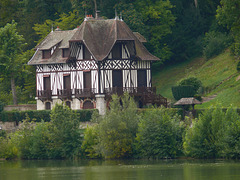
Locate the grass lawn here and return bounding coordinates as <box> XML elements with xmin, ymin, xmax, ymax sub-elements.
<box><xmin>152</xmin><ymin>50</ymin><xmax>240</xmax><ymax>108</ymax></box>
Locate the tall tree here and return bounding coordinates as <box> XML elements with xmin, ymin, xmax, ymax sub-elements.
<box><xmin>217</xmin><ymin>0</ymin><xmax>240</xmax><ymax>57</ymax></box>
<box><xmin>0</xmin><ymin>21</ymin><xmax>26</xmax><ymax>105</ymax></box>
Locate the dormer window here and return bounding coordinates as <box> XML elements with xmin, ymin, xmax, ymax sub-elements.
<box><xmin>42</xmin><ymin>50</ymin><xmax>51</xmax><ymax>59</ymax></box>
<box><xmin>112</xmin><ymin>43</ymin><xmax>122</xmax><ymax>59</ymax></box>
<box><xmin>62</xmin><ymin>48</ymin><xmax>69</xmax><ymax>58</ymax></box>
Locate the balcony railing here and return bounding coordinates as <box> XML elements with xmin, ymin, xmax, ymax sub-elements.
<box><xmin>75</xmin><ymin>88</ymin><xmax>96</xmax><ymax>99</ymax></box>
<box><xmin>37</xmin><ymin>90</ymin><xmax>52</xmax><ymax>101</ymax></box>
<box><xmin>37</xmin><ymin>87</ymin><xmax>167</xmax><ymax>107</ymax></box>
<box><xmin>58</xmin><ymin>89</ymin><xmax>72</xmax><ymax>100</ymax></box>
<box><xmin>104</xmin><ymin>87</ymin><xmax>156</xmax><ymax>97</ymax></box>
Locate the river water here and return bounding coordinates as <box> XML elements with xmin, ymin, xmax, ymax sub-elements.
<box><xmin>1</xmin><ymin>159</ymin><xmax>240</xmax><ymax>180</ymax></box>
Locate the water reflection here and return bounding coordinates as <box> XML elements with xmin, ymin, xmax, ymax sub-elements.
<box><xmin>1</xmin><ymin>159</ymin><xmax>240</xmax><ymax>180</ymax></box>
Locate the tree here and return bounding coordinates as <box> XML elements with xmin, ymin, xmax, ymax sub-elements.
<box><xmin>97</xmin><ymin>93</ymin><xmax>139</xmax><ymax>158</ymax></box>
<box><xmin>0</xmin><ymin>21</ymin><xmax>26</xmax><ymax>105</ymax></box>
<box><xmin>216</xmin><ymin>0</ymin><xmax>240</xmax><ymax>57</ymax></box>
<box><xmin>137</xmin><ymin>0</ymin><xmax>175</xmax><ymax>62</ymax></box>
<box><xmin>33</xmin><ymin>10</ymin><xmax>84</xmax><ymax>44</ymax></box>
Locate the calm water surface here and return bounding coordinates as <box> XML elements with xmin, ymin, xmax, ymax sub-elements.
<box><xmin>1</xmin><ymin>159</ymin><xmax>240</xmax><ymax>180</ymax></box>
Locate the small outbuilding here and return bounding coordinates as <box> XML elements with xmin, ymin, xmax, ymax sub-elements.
<box><xmin>174</xmin><ymin>97</ymin><xmax>202</xmax><ymax>119</ymax></box>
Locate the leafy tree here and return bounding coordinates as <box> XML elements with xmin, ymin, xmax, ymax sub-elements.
<box><xmin>183</xmin><ymin>104</ymin><xmax>234</xmax><ymax>158</ymax></box>
<box><xmin>137</xmin><ymin>0</ymin><xmax>175</xmax><ymax>62</ymax></box>
<box><xmin>49</xmin><ymin>103</ymin><xmax>82</xmax><ymax>159</ymax></box>
<box><xmin>97</xmin><ymin>93</ymin><xmax>139</xmax><ymax>159</ymax></box>
<box><xmin>33</xmin><ymin>10</ymin><xmax>84</xmax><ymax>44</ymax></box>
<box><xmin>136</xmin><ymin>107</ymin><xmax>183</xmax><ymax>159</ymax></box>
<box><xmin>217</xmin><ymin>0</ymin><xmax>240</xmax><ymax>57</ymax></box>
<box><xmin>0</xmin><ymin>21</ymin><xmax>26</xmax><ymax>105</ymax></box>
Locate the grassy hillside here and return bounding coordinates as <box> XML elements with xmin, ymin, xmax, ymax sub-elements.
<box><xmin>152</xmin><ymin>50</ymin><xmax>240</xmax><ymax>108</ymax></box>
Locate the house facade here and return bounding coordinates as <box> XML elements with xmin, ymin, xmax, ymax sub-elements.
<box><xmin>28</xmin><ymin>14</ymin><xmax>167</xmax><ymax>114</ymax></box>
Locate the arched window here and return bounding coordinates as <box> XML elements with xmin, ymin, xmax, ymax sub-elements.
<box><xmin>45</xmin><ymin>102</ymin><xmax>51</xmax><ymax>110</ymax></box>
<box><xmin>66</xmin><ymin>101</ymin><xmax>71</xmax><ymax>108</ymax></box>
<box><xmin>83</xmin><ymin>101</ymin><xmax>94</xmax><ymax>109</ymax></box>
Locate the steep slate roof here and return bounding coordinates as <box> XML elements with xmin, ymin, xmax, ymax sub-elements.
<box><xmin>70</xmin><ymin>18</ymin><xmax>159</xmax><ymax>61</ymax></box>
<box><xmin>28</xmin><ymin>18</ymin><xmax>159</xmax><ymax>65</ymax></box>
<box><xmin>28</xmin><ymin>29</ymin><xmax>78</xmax><ymax>65</ymax></box>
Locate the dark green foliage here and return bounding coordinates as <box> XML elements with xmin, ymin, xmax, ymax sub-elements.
<box><xmin>135</xmin><ymin>107</ymin><xmax>183</xmax><ymax>159</ymax></box>
<box><xmin>178</xmin><ymin>77</ymin><xmax>203</xmax><ymax>93</ymax></box>
<box><xmin>172</xmin><ymin>85</ymin><xmax>195</xmax><ymax>100</ymax></box>
<box><xmin>184</xmin><ymin>104</ymin><xmax>240</xmax><ymax>159</ymax></box>
<box><xmin>0</xmin><ymin>109</ymin><xmax>96</xmax><ymax>123</ymax></box>
<box><xmin>81</xmin><ymin>125</ymin><xmax>101</xmax><ymax>159</ymax></box>
<box><xmin>0</xmin><ymin>101</ymin><xmax>4</xmax><ymax>113</ymax></box>
<box><xmin>0</xmin><ymin>110</ymin><xmax>51</xmax><ymax>123</ymax></box>
<box><xmin>97</xmin><ymin>93</ymin><xmax>139</xmax><ymax>159</ymax></box>
<box><xmin>203</xmin><ymin>31</ymin><xmax>233</xmax><ymax>59</ymax></box>
<box><xmin>237</xmin><ymin>61</ymin><xmax>240</xmax><ymax>71</ymax></box>
<box><xmin>48</xmin><ymin>104</ymin><xmax>83</xmax><ymax>159</ymax></box>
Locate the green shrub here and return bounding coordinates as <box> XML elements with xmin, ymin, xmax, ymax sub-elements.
<box><xmin>178</xmin><ymin>77</ymin><xmax>202</xmax><ymax>93</ymax></box>
<box><xmin>221</xmin><ymin>106</ymin><xmax>240</xmax><ymax>158</ymax></box>
<box><xmin>97</xmin><ymin>93</ymin><xmax>139</xmax><ymax>159</ymax></box>
<box><xmin>81</xmin><ymin>125</ymin><xmax>101</xmax><ymax>158</ymax></box>
<box><xmin>135</xmin><ymin>107</ymin><xmax>184</xmax><ymax>159</ymax></box>
<box><xmin>48</xmin><ymin>104</ymin><xmax>83</xmax><ymax>159</ymax></box>
<box><xmin>183</xmin><ymin>104</ymin><xmax>236</xmax><ymax>158</ymax></box>
<box><xmin>172</xmin><ymin>85</ymin><xmax>195</xmax><ymax>100</ymax></box>
<box><xmin>203</xmin><ymin>31</ymin><xmax>233</xmax><ymax>60</ymax></box>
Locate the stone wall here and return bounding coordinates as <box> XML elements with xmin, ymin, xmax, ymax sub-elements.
<box><xmin>4</xmin><ymin>104</ymin><xmax>37</xmax><ymax>111</ymax></box>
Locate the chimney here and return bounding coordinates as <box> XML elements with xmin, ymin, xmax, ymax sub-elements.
<box><xmin>95</xmin><ymin>10</ymin><xmax>100</xmax><ymax>19</ymax></box>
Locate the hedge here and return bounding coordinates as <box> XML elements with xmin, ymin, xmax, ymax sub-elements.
<box><xmin>0</xmin><ymin>109</ymin><xmax>98</xmax><ymax>123</ymax></box>
<box><xmin>172</xmin><ymin>85</ymin><xmax>195</xmax><ymax>100</ymax></box>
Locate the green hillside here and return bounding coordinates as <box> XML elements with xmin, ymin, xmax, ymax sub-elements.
<box><xmin>153</xmin><ymin>50</ymin><xmax>240</xmax><ymax>108</ymax></box>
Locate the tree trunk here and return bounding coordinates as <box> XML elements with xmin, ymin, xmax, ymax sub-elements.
<box><xmin>11</xmin><ymin>75</ymin><xmax>18</xmax><ymax>105</ymax></box>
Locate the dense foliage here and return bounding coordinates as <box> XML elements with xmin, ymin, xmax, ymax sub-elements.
<box><xmin>172</xmin><ymin>77</ymin><xmax>202</xmax><ymax>100</ymax></box>
<box><xmin>135</xmin><ymin>107</ymin><xmax>183</xmax><ymax>159</ymax></box>
<box><xmin>184</xmin><ymin>104</ymin><xmax>240</xmax><ymax>159</ymax></box>
<box><xmin>96</xmin><ymin>93</ymin><xmax>139</xmax><ymax>159</ymax></box>
<box><xmin>0</xmin><ymin>109</ymin><xmax>97</xmax><ymax>123</ymax></box>
<box><xmin>0</xmin><ymin>104</ymin><xmax>83</xmax><ymax>159</ymax></box>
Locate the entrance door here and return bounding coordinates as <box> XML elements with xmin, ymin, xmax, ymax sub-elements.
<box><xmin>137</xmin><ymin>70</ymin><xmax>147</xmax><ymax>87</ymax></box>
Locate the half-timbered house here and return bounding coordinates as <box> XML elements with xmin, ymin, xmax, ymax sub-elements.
<box><xmin>28</xmin><ymin>14</ymin><xmax>167</xmax><ymax>114</ymax></box>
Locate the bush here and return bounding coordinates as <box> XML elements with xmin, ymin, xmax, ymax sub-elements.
<box><xmin>183</xmin><ymin>104</ymin><xmax>240</xmax><ymax>158</ymax></box>
<box><xmin>203</xmin><ymin>31</ymin><xmax>233</xmax><ymax>60</ymax></box>
<box><xmin>135</xmin><ymin>107</ymin><xmax>184</xmax><ymax>159</ymax></box>
<box><xmin>97</xmin><ymin>93</ymin><xmax>139</xmax><ymax>159</ymax></box>
<box><xmin>81</xmin><ymin>125</ymin><xmax>101</xmax><ymax>159</ymax></box>
<box><xmin>178</xmin><ymin>77</ymin><xmax>202</xmax><ymax>93</ymax></box>
<box><xmin>172</xmin><ymin>85</ymin><xmax>195</xmax><ymax>100</ymax></box>
<box><xmin>48</xmin><ymin>104</ymin><xmax>83</xmax><ymax>159</ymax></box>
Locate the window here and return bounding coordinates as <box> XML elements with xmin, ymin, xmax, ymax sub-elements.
<box><xmin>112</xmin><ymin>43</ymin><xmax>122</xmax><ymax>59</ymax></box>
<box><xmin>45</xmin><ymin>102</ymin><xmax>51</xmax><ymax>110</ymax></box>
<box><xmin>62</xmin><ymin>48</ymin><xmax>69</xmax><ymax>58</ymax></box>
<box><xmin>42</xmin><ymin>50</ymin><xmax>51</xmax><ymax>59</ymax></box>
